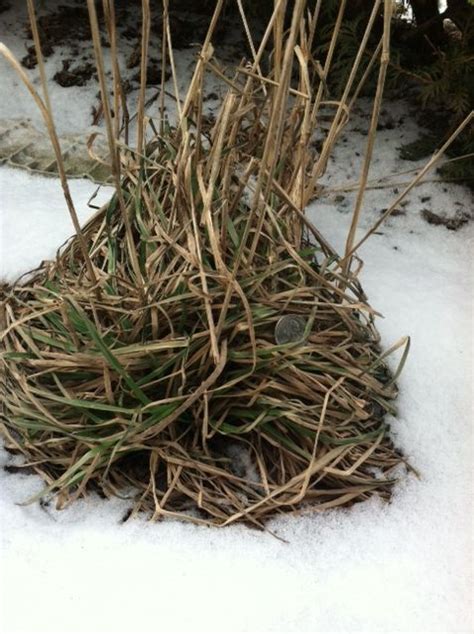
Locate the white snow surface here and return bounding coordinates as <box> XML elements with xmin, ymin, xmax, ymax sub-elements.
<box><xmin>0</xmin><ymin>5</ymin><xmax>473</xmax><ymax>630</ymax></box>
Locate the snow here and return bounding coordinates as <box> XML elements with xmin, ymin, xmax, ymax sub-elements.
<box><xmin>0</xmin><ymin>4</ymin><xmax>473</xmax><ymax>633</ymax></box>
<box><xmin>0</xmin><ymin>169</ymin><xmax>112</xmax><ymax>282</ymax></box>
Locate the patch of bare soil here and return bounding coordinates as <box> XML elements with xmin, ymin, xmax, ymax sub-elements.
<box><xmin>420</xmin><ymin>208</ymin><xmax>471</xmax><ymax>231</ymax></box>
<box><xmin>0</xmin><ymin>0</ymin><xmax>11</xmax><ymax>15</ymax></box>
<box><xmin>53</xmin><ymin>60</ymin><xmax>96</xmax><ymax>87</ymax></box>
<box><xmin>22</xmin><ymin>4</ymin><xmax>92</xmax><ymax>67</ymax></box>
<box><xmin>18</xmin><ymin>1</ymin><xmax>217</xmax><ymax>91</ymax></box>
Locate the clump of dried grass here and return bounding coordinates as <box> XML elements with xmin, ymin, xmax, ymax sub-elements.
<box><xmin>0</xmin><ymin>0</ymin><xmax>414</xmax><ymax>527</ymax></box>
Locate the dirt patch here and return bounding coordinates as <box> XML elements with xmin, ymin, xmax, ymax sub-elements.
<box><xmin>20</xmin><ymin>4</ymin><xmax>93</xmax><ymax>70</ymax></box>
<box><xmin>18</xmin><ymin>1</ymin><xmax>204</xmax><ymax>90</ymax></box>
<box><xmin>26</xmin><ymin>5</ymin><xmax>92</xmax><ymax>53</ymax></box>
<box><xmin>4</xmin><ymin>464</ymin><xmax>37</xmax><ymax>476</ymax></box>
<box><xmin>20</xmin><ymin>2</ymin><xmax>217</xmax><ymax>63</ymax></box>
<box><xmin>53</xmin><ymin>60</ymin><xmax>96</xmax><ymax>87</ymax></box>
<box><xmin>21</xmin><ymin>43</ymin><xmax>53</xmax><ymax>69</ymax></box>
<box><xmin>132</xmin><ymin>64</ymin><xmax>171</xmax><ymax>86</ymax></box>
<box><xmin>0</xmin><ymin>0</ymin><xmax>11</xmax><ymax>15</ymax></box>
<box><xmin>420</xmin><ymin>208</ymin><xmax>471</xmax><ymax>231</ymax></box>
<box><xmin>380</xmin><ymin>207</ymin><xmax>406</xmax><ymax>217</ymax></box>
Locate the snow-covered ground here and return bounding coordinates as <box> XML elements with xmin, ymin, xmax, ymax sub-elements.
<box><xmin>1</xmin><ymin>3</ymin><xmax>473</xmax><ymax>633</ymax></box>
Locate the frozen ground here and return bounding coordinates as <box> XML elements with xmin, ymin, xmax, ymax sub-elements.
<box><xmin>0</xmin><ymin>3</ymin><xmax>473</xmax><ymax>633</ymax></box>
<box><xmin>1</xmin><ymin>103</ymin><xmax>473</xmax><ymax>632</ymax></box>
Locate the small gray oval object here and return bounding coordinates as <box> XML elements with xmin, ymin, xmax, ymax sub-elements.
<box><xmin>275</xmin><ymin>314</ymin><xmax>307</xmax><ymax>345</ymax></box>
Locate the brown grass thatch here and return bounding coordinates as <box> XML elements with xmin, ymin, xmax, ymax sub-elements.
<box><xmin>0</xmin><ymin>0</ymin><xmax>419</xmax><ymax>527</ymax></box>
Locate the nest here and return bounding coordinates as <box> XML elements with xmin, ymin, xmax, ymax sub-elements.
<box><xmin>0</xmin><ymin>0</ymin><xmax>409</xmax><ymax>527</ymax></box>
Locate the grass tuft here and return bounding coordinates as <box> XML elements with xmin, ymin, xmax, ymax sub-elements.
<box><xmin>0</xmin><ymin>0</ymin><xmax>414</xmax><ymax>526</ymax></box>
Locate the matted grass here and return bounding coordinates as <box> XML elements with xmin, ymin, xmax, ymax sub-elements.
<box><xmin>0</xmin><ymin>0</ymin><xmax>417</xmax><ymax>527</ymax></box>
